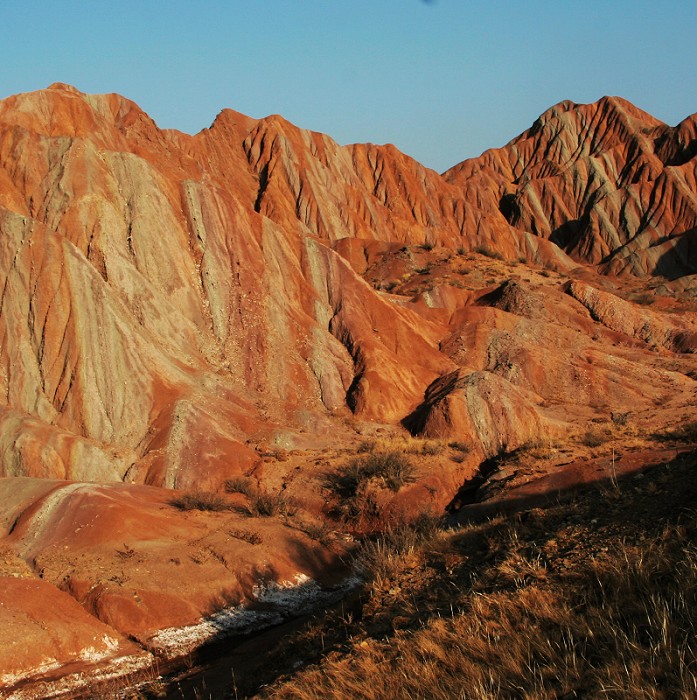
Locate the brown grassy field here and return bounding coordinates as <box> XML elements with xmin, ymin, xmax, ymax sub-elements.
<box><xmin>225</xmin><ymin>449</ymin><xmax>697</xmax><ymax>700</ymax></box>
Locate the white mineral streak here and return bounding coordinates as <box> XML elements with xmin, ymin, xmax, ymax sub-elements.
<box><xmin>1</xmin><ymin>573</ymin><xmax>359</xmax><ymax>699</ymax></box>
<box><xmin>2</xmin><ymin>653</ymin><xmax>152</xmax><ymax>700</ymax></box>
<box><xmin>148</xmin><ymin>573</ymin><xmax>360</xmax><ymax>658</ymax></box>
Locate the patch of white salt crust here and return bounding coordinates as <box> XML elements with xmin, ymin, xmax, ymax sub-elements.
<box><xmin>1</xmin><ymin>573</ymin><xmax>359</xmax><ymax>698</ymax></box>
<box><xmin>3</xmin><ymin>653</ymin><xmax>153</xmax><ymax>700</ymax></box>
<box><xmin>148</xmin><ymin>573</ymin><xmax>359</xmax><ymax>658</ymax></box>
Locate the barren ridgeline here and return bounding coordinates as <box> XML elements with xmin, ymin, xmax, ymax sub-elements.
<box><xmin>0</xmin><ymin>84</ymin><xmax>695</xmax><ymax>697</ymax></box>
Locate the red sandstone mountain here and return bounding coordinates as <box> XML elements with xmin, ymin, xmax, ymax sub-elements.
<box><xmin>0</xmin><ymin>84</ymin><xmax>695</xmax><ymax>694</ymax></box>
<box><xmin>445</xmin><ymin>96</ymin><xmax>697</xmax><ymax>277</ymax></box>
<box><xmin>0</xmin><ymin>84</ymin><xmax>694</xmax><ymax>484</ymax></box>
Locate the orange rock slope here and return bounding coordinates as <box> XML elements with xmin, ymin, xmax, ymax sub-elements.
<box><xmin>445</xmin><ymin>96</ymin><xmax>697</xmax><ymax>277</ymax></box>
<box><xmin>0</xmin><ymin>84</ymin><xmax>694</xmax><ymax>486</ymax></box>
<box><xmin>0</xmin><ymin>83</ymin><xmax>696</xmax><ymax>693</ymax></box>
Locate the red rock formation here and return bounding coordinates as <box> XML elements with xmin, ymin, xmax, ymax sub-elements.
<box><xmin>445</xmin><ymin>97</ymin><xmax>697</xmax><ymax>278</ymax></box>
<box><xmin>0</xmin><ymin>577</ymin><xmax>150</xmax><ymax>694</ymax></box>
<box><xmin>0</xmin><ymin>85</ymin><xmax>696</xmax><ymax>691</ymax></box>
<box><xmin>0</xmin><ymin>84</ymin><xmax>459</xmax><ymax>483</ymax></box>
<box><xmin>0</xmin><ymin>84</ymin><xmax>695</xmax><ymax>484</ymax></box>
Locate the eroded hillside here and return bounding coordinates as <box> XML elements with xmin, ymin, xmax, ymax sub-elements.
<box><xmin>0</xmin><ymin>84</ymin><xmax>695</xmax><ymax>696</ymax></box>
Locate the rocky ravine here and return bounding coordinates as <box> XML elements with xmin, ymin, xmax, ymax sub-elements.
<box><xmin>0</xmin><ymin>84</ymin><xmax>695</xmax><ymax>695</ymax></box>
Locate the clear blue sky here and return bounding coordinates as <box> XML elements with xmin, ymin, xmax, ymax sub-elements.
<box><xmin>2</xmin><ymin>1</ymin><xmax>696</xmax><ymax>172</ymax></box>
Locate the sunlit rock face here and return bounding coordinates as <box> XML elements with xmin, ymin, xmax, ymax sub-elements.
<box><xmin>0</xmin><ymin>84</ymin><xmax>695</xmax><ymax>488</ymax></box>
<box><xmin>445</xmin><ymin>96</ymin><xmax>697</xmax><ymax>278</ymax></box>
<box><xmin>1</xmin><ymin>84</ymin><xmax>696</xmax><ymax>694</ymax></box>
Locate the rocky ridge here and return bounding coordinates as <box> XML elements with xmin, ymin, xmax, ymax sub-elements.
<box><xmin>0</xmin><ymin>84</ymin><xmax>695</xmax><ymax>695</ymax></box>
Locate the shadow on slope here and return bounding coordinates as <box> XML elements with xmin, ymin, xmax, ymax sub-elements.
<box><xmin>145</xmin><ymin>448</ymin><xmax>697</xmax><ymax>699</ymax></box>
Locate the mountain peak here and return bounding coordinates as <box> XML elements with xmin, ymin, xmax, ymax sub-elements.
<box><xmin>46</xmin><ymin>82</ymin><xmax>84</xmax><ymax>95</ymax></box>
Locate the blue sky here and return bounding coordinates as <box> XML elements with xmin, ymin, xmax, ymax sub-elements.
<box><xmin>2</xmin><ymin>1</ymin><xmax>696</xmax><ymax>172</ymax></box>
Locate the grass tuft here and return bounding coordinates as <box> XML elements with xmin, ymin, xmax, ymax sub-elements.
<box><xmin>224</xmin><ymin>477</ymin><xmax>256</xmax><ymax>497</ymax></box>
<box><xmin>248</xmin><ymin>490</ymin><xmax>295</xmax><ymax>518</ymax></box>
<box><xmin>169</xmin><ymin>492</ymin><xmax>231</xmax><ymax>512</ymax></box>
<box><xmin>228</xmin><ymin>528</ymin><xmax>262</xmax><ymax>545</ymax></box>
<box><xmin>474</xmin><ymin>245</ymin><xmax>504</xmax><ymax>260</ymax></box>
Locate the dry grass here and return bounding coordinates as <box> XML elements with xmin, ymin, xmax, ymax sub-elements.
<box><xmin>261</xmin><ymin>529</ymin><xmax>697</xmax><ymax>700</ymax></box>
<box><xmin>353</xmin><ymin>514</ymin><xmax>442</xmax><ymax>587</ymax></box>
<box><xmin>580</xmin><ymin>426</ymin><xmax>612</xmax><ymax>448</ymax></box>
<box><xmin>170</xmin><ymin>491</ymin><xmax>232</xmax><ymax>512</ymax></box>
<box><xmin>251</xmin><ymin>453</ymin><xmax>697</xmax><ymax>700</ymax></box>
<box><xmin>654</xmin><ymin>420</ymin><xmax>697</xmax><ymax>444</ymax></box>
<box><xmin>225</xmin><ymin>476</ymin><xmax>256</xmax><ymax>497</ymax></box>
<box><xmin>247</xmin><ymin>490</ymin><xmax>295</xmax><ymax>518</ymax></box>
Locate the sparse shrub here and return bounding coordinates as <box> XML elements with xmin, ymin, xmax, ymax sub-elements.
<box><xmin>362</xmin><ymin>451</ymin><xmax>417</xmax><ymax>492</ymax></box>
<box><xmin>420</xmin><ymin>242</ymin><xmax>434</xmax><ymax>251</ymax></box>
<box><xmin>414</xmin><ymin>266</ymin><xmax>431</xmax><ymax>275</ymax></box>
<box><xmin>581</xmin><ymin>428</ymin><xmax>610</xmax><ymax>448</ymax></box>
<box><xmin>450</xmin><ymin>453</ymin><xmax>466</xmax><ymax>463</ymax></box>
<box><xmin>248</xmin><ymin>490</ymin><xmax>295</xmax><ymax>518</ymax></box>
<box><xmin>474</xmin><ymin>245</ymin><xmax>504</xmax><ymax>260</ymax></box>
<box><xmin>229</xmin><ymin>528</ymin><xmax>262</xmax><ymax>545</ymax></box>
<box><xmin>224</xmin><ymin>477</ymin><xmax>256</xmax><ymax>497</ymax></box>
<box><xmin>226</xmin><ymin>476</ymin><xmax>297</xmax><ymax>519</ymax></box>
<box><xmin>456</xmin><ymin>247</ymin><xmax>466</xmax><ymax>255</ymax></box>
<box><xmin>329</xmin><ymin>460</ymin><xmax>372</xmax><ymax>499</ymax></box>
<box><xmin>357</xmin><ymin>440</ymin><xmax>376</xmax><ymax>454</ymax></box>
<box><xmin>448</xmin><ymin>440</ymin><xmax>471</xmax><ymax>453</ymax></box>
<box><xmin>611</xmin><ymin>411</ymin><xmax>630</xmax><ymax>427</ymax></box>
<box><xmin>170</xmin><ymin>492</ymin><xmax>231</xmax><ymax>512</ymax></box>
<box><xmin>326</xmin><ymin>451</ymin><xmax>417</xmax><ymax>527</ymax></box>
